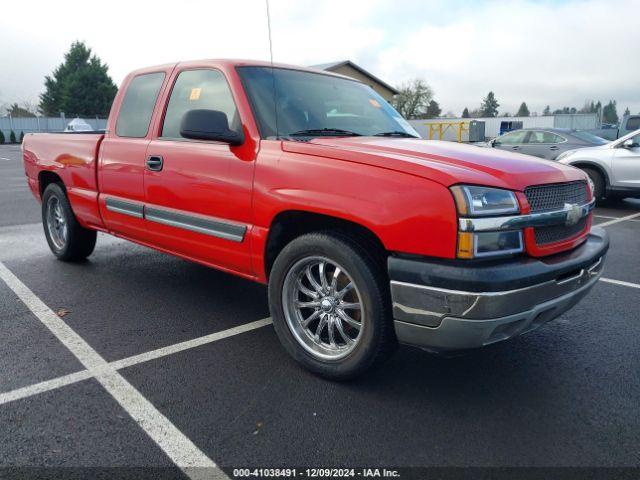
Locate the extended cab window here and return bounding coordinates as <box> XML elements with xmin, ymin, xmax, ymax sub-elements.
<box><xmin>161</xmin><ymin>69</ymin><xmax>240</xmax><ymax>139</ymax></box>
<box><xmin>116</xmin><ymin>72</ymin><xmax>165</xmax><ymax>138</ymax></box>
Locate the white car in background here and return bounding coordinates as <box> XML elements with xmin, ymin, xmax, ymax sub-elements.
<box><xmin>557</xmin><ymin>129</ymin><xmax>640</xmax><ymax>201</ymax></box>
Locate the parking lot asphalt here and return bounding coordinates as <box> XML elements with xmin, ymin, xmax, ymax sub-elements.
<box><xmin>1</xmin><ymin>144</ymin><xmax>639</xmax><ymax>479</ymax></box>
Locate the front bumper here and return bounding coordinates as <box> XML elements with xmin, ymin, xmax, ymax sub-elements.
<box><xmin>389</xmin><ymin>227</ymin><xmax>609</xmax><ymax>352</ymax></box>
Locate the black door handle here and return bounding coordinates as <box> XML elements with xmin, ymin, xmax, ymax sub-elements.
<box><xmin>146</xmin><ymin>155</ymin><xmax>163</xmax><ymax>172</ymax></box>
<box><xmin>512</xmin><ymin>146</ymin><xmax>520</xmax><ymax>150</ymax></box>
<box><xmin>549</xmin><ymin>145</ymin><xmax>559</xmax><ymax>150</ymax></box>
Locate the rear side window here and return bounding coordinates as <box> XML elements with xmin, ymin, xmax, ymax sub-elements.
<box><xmin>527</xmin><ymin>131</ymin><xmax>565</xmax><ymax>144</ymax></box>
<box><xmin>116</xmin><ymin>72</ymin><xmax>165</xmax><ymax>138</ymax></box>
<box><xmin>161</xmin><ymin>69</ymin><xmax>240</xmax><ymax>139</ymax></box>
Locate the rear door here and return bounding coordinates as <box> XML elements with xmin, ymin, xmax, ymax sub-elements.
<box><xmin>521</xmin><ymin>130</ymin><xmax>567</xmax><ymax>159</ymax></box>
<box><xmin>143</xmin><ymin>67</ymin><xmax>256</xmax><ymax>275</ymax></box>
<box><xmin>612</xmin><ymin>132</ymin><xmax>640</xmax><ymax>189</ymax></box>
<box><xmin>98</xmin><ymin>70</ymin><xmax>169</xmax><ymax>240</ymax></box>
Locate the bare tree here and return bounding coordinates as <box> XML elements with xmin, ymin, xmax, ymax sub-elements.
<box><xmin>391</xmin><ymin>79</ymin><xmax>434</xmax><ymax>119</ymax></box>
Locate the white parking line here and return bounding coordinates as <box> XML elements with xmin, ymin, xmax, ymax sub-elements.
<box><xmin>0</xmin><ymin>261</ymin><xmax>226</xmax><ymax>480</ymax></box>
<box><xmin>600</xmin><ymin>277</ymin><xmax>640</xmax><ymax>289</ymax></box>
<box><xmin>0</xmin><ymin>317</ymin><xmax>272</xmax><ymax>406</ymax></box>
<box><xmin>0</xmin><ymin>157</ymin><xmax>12</xmax><ymax>161</ymax></box>
<box><xmin>597</xmin><ymin>212</ymin><xmax>640</xmax><ymax>227</ymax></box>
<box><xmin>0</xmin><ymin>370</ymin><xmax>94</xmax><ymax>406</ymax></box>
<box><xmin>111</xmin><ymin>318</ymin><xmax>272</xmax><ymax>370</ymax></box>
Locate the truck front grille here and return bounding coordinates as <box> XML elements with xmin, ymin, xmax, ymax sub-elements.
<box><xmin>524</xmin><ymin>181</ymin><xmax>589</xmax><ymax>246</ymax></box>
<box><xmin>525</xmin><ymin>181</ymin><xmax>588</xmax><ymax>213</ymax></box>
<box><xmin>534</xmin><ymin>216</ymin><xmax>588</xmax><ymax>245</ymax></box>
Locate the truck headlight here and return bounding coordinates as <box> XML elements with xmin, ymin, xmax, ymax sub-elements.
<box><xmin>451</xmin><ymin>185</ymin><xmax>523</xmax><ymax>259</ymax></box>
<box><xmin>450</xmin><ymin>185</ymin><xmax>519</xmax><ymax>217</ymax></box>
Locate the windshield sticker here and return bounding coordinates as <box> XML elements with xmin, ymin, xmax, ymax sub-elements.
<box><xmin>189</xmin><ymin>88</ymin><xmax>202</xmax><ymax>101</ymax></box>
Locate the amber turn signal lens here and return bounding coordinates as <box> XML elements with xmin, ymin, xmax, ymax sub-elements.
<box><xmin>457</xmin><ymin>232</ymin><xmax>474</xmax><ymax>259</ymax></box>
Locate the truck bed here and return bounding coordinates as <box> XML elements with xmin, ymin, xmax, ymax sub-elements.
<box><xmin>23</xmin><ymin>132</ymin><xmax>105</xmax><ymax>228</ymax></box>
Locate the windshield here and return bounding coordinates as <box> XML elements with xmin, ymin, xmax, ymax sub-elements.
<box><xmin>572</xmin><ymin>131</ymin><xmax>609</xmax><ymax>145</ymax></box>
<box><xmin>237</xmin><ymin>66</ymin><xmax>419</xmax><ymax>139</ymax></box>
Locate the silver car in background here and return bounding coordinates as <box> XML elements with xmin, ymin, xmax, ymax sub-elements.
<box><xmin>557</xmin><ymin>129</ymin><xmax>640</xmax><ymax>200</ymax></box>
<box><xmin>487</xmin><ymin>128</ymin><xmax>609</xmax><ymax>160</ymax></box>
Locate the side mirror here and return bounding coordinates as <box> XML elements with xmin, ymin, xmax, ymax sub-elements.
<box><xmin>622</xmin><ymin>139</ymin><xmax>638</xmax><ymax>149</ymax></box>
<box><xmin>180</xmin><ymin>109</ymin><xmax>244</xmax><ymax>146</ymax></box>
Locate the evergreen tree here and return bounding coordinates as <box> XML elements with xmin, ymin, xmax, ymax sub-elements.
<box><xmin>0</xmin><ymin>130</ymin><xmax>5</xmax><ymax>144</ymax></box>
<box><xmin>19</xmin><ymin>131</ymin><xmax>25</xmax><ymax>143</ymax></box>
<box><xmin>516</xmin><ymin>102</ymin><xmax>530</xmax><ymax>117</ymax></box>
<box><xmin>462</xmin><ymin>107</ymin><xmax>470</xmax><ymax>118</ymax></box>
<box><xmin>542</xmin><ymin>105</ymin><xmax>551</xmax><ymax>116</ymax></box>
<box><xmin>39</xmin><ymin>41</ymin><xmax>117</xmax><ymax>117</ymax></box>
<box><xmin>623</xmin><ymin>107</ymin><xmax>630</xmax><ymax>117</ymax></box>
<box><xmin>9</xmin><ymin>131</ymin><xmax>16</xmax><ymax>144</ymax></box>
<box><xmin>425</xmin><ymin>99</ymin><xmax>441</xmax><ymax>119</ymax></box>
<box><xmin>480</xmin><ymin>92</ymin><xmax>499</xmax><ymax>117</ymax></box>
<box><xmin>602</xmin><ymin>100</ymin><xmax>618</xmax><ymax>124</ymax></box>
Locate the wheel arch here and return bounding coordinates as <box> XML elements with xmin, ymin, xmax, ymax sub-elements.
<box><xmin>38</xmin><ymin>171</ymin><xmax>65</xmax><ymax>196</ymax></box>
<box><xmin>569</xmin><ymin>161</ymin><xmax>611</xmax><ymax>188</ymax></box>
<box><xmin>263</xmin><ymin>210</ymin><xmax>388</xmax><ymax>280</ymax></box>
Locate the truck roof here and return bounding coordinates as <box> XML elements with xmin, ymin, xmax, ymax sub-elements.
<box><xmin>127</xmin><ymin>58</ymin><xmax>356</xmax><ymax>82</ymax></box>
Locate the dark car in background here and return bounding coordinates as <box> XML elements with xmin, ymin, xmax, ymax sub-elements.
<box><xmin>487</xmin><ymin>128</ymin><xmax>608</xmax><ymax>160</ymax></box>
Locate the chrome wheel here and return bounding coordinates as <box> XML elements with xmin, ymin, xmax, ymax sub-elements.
<box><xmin>282</xmin><ymin>256</ymin><xmax>364</xmax><ymax>360</ymax></box>
<box><xmin>45</xmin><ymin>196</ymin><xmax>68</xmax><ymax>250</ymax></box>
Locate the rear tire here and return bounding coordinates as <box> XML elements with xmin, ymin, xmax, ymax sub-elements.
<box><xmin>582</xmin><ymin>167</ymin><xmax>605</xmax><ymax>201</ymax></box>
<box><xmin>42</xmin><ymin>183</ymin><xmax>97</xmax><ymax>261</ymax></box>
<box><xmin>268</xmin><ymin>232</ymin><xmax>395</xmax><ymax>380</ymax></box>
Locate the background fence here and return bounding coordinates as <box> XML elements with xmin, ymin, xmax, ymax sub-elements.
<box><xmin>0</xmin><ymin>115</ymin><xmax>107</xmax><ymax>142</ymax></box>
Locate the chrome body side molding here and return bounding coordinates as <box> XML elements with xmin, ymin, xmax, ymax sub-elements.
<box><xmin>145</xmin><ymin>207</ymin><xmax>246</xmax><ymax>242</ymax></box>
<box><xmin>105</xmin><ymin>198</ymin><xmax>144</xmax><ymax>218</ymax></box>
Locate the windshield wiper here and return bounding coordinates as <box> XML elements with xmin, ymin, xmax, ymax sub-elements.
<box><xmin>288</xmin><ymin>128</ymin><xmax>362</xmax><ymax>137</ymax></box>
<box><xmin>373</xmin><ymin>131</ymin><xmax>419</xmax><ymax>138</ymax></box>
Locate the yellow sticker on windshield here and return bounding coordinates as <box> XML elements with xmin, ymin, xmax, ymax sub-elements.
<box><xmin>189</xmin><ymin>88</ymin><xmax>202</xmax><ymax>101</ymax></box>
<box><xmin>369</xmin><ymin>99</ymin><xmax>381</xmax><ymax>108</ymax></box>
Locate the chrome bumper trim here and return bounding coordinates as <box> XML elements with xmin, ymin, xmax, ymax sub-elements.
<box><xmin>459</xmin><ymin>198</ymin><xmax>595</xmax><ymax>232</ymax></box>
<box><xmin>391</xmin><ymin>254</ymin><xmax>604</xmax><ymax>328</ymax></box>
<box><xmin>394</xmin><ymin>275</ymin><xmax>599</xmax><ymax>352</ymax></box>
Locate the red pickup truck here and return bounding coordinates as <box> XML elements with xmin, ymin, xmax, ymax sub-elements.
<box><xmin>23</xmin><ymin>59</ymin><xmax>608</xmax><ymax>379</ymax></box>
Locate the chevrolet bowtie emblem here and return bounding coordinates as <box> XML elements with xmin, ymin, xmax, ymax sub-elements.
<box><xmin>565</xmin><ymin>203</ymin><xmax>582</xmax><ymax>226</ymax></box>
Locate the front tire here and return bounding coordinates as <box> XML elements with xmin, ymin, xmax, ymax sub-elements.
<box><xmin>268</xmin><ymin>232</ymin><xmax>395</xmax><ymax>380</ymax></box>
<box><xmin>42</xmin><ymin>183</ymin><xmax>97</xmax><ymax>261</ymax></box>
<box><xmin>583</xmin><ymin>167</ymin><xmax>605</xmax><ymax>201</ymax></box>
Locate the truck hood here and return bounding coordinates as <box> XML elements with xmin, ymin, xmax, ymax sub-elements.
<box><xmin>282</xmin><ymin>137</ymin><xmax>586</xmax><ymax>191</ymax></box>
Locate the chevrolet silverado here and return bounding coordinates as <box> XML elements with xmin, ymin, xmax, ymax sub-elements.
<box><xmin>23</xmin><ymin>59</ymin><xmax>609</xmax><ymax>379</ymax></box>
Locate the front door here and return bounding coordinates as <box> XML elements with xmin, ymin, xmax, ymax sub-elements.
<box><xmin>612</xmin><ymin>133</ymin><xmax>640</xmax><ymax>189</ymax></box>
<box><xmin>144</xmin><ymin>68</ymin><xmax>256</xmax><ymax>275</ymax></box>
<box><xmin>493</xmin><ymin>130</ymin><xmax>529</xmax><ymax>154</ymax></box>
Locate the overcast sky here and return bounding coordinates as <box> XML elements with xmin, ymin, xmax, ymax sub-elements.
<box><xmin>2</xmin><ymin>0</ymin><xmax>638</xmax><ymax>117</ymax></box>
